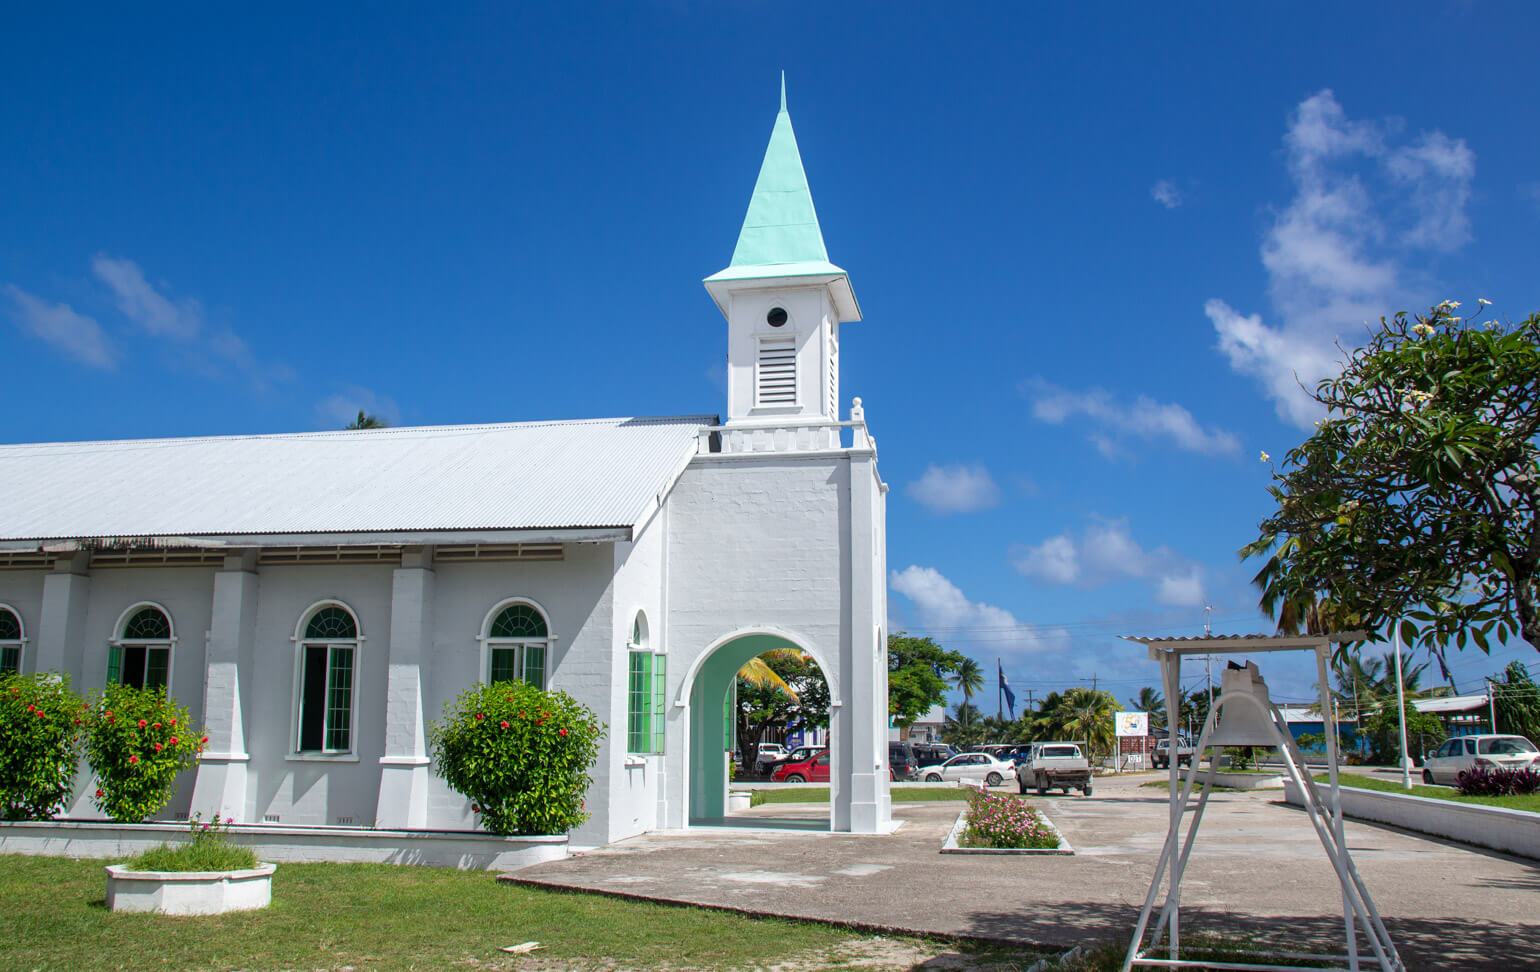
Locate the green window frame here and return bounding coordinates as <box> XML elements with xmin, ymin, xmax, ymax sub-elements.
<box><xmin>296</xmin><ymin>604</ymin><xmax>359</xmax><ymax>754</ymax></box>
<box><xmin>485</xmin><ymin>601</ymin><xmax>549</xmax><ymax>689</ymax></box>
<box><xmin>626</xmin><ymin>651</ymin><xmax>666</xmax><ymax>754</ymax></box>
<box><xmin>0</xmin><ymin>607</ymin><xmax>22</xmax><ymax>676</ymax></box>
<box><xmin>109</xmin><ymin>605</ymin><xmax>172</xmax><ymax>692</ymax></box>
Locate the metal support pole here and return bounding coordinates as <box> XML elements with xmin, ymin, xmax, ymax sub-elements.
<box><xmin>1393</xmin><ymin>627</ymin><xmax>1410</xmax><ymax>791</ymax></box>
<box><xmin>1316</xmin><ymin>644</ymin><xmax>1358</xmax><ymax>972</ymax></box>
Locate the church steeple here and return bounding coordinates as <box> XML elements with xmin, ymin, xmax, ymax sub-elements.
<box><xmin>705</xmin><ymin>80</ymin><xmax>861</xmax><ymax>428</ymax></box>
<box><xmin>727</xmin><ymin>74</ymin><xmax>830</xmax><ymax>269</ymax></box>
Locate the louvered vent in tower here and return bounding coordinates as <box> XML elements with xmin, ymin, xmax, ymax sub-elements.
<box><xmin>756</xmin><ymin>337</ymin><xmax>797</xmax><ymax>405</ymax></box>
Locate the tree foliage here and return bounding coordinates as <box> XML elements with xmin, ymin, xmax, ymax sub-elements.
<box><xmin>1245</xmin><ymin>302</ymin><xmax>1540</xmax><ymax>661</ymax></box>
<box><xmin>1360</xmin><ymin>698</ymin><xmax>1446</xmax><ymax>765</ymax></box>
<box><xmin>1492</xmin><ymin>661</ymin><xmax>1540</xmax><ymax>743</ymax></box>
<box><xmin>85</xmin><ymin>684</ymin><xmax>203</xmax><ymax>822</ymax></box>
<box><xmin>428</xmin><ymin>681</ymin><xmax>604</xmax><ymax>835</ymax></box>
<box><xmin>0</xmin><ymin>672</ymin><xmax>85</xmax><ymax>820</ymax></box>
<box><xmin>887</xmin><ymin>633</ymin><xmax>965</xmax><ymax>731</ymax></box>
<box><xmin>735</xmin><ymin>650</ymin><xmax>829</xmax><ymax>770</ymax></box>
<box><xmin>343</xmin><ymin>410</ymin><xmax>388</xmax><ymax>430</ymax></box>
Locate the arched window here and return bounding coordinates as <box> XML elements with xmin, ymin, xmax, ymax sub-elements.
<box><xmin>626</xmin><ymin>610</ymin><xmax>665</xmax><ymax>755</ymax></box>
<box><xmin>0</xmin><ymin>606</ymin><xmax>23</xmax><ymax>676</ymax></box>
<box><xmin>482</xmin><ymin>600</ymin><xmax>550</xmax><ymax>689</ymax></box>
<box><xmin>108</xmin><ymin>604</ymin><xmax>174</xmax><ymax>692</ymax></box>
<box><xmin>295</xmin><ymin>602</ymin><xmax>359</xmax><ymax>754</ymax></box>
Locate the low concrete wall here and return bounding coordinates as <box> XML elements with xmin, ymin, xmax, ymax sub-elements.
<box><xmin>1283</xmin><ymin>780</ymin><xmax>1540</xmax><ymax>861</ymax></box>
<box><xmin>1178</xmin><ymin>768</ymin><xmax>1284</xmax><ymax>790</ymax></box>
<box><xmin>0</xmin><ymin>820</ymin><xmax>567</xmax><ymax>871</ymax></box>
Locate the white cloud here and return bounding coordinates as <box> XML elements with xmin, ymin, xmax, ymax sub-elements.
<box><xmin>1518</xmin><ymin>182</ymin><xmax>1540</xmax><ymax>215</ymax></box>
<box><xmin>316</xmin><ymin>385</ymin><xmax>402</xmax><ymax>429</ymax></box>
<box><xmin>1023</xmin><ymin>377</ymin><xmax>1240</xmax><ymax>458</ymax></box>
<box><xmin>906</xmin><ymin>464</ymin><xmax>1002</xmax><ymax>514</ymax></box>
<box><xmin>1210</xmin><ymin>90</ymin><xmax>1477</xmax><ymax>427</ymax></box>
<box><xmin>889</xmin><ymin>565</ymin><xmax>1064</xmax><ymax>657</ymax></box>
<box><xmin>3</xmin><ymin>285</ymin><xmax>116</xmax><ymax>369</ymax></box>
<box><xmin>93</xmin><ymin>255</ymin><xmax>203</xmax><ymax>339</ymax></box>
<box><xmin>1151</xmin><ymin>179</ymin><xmax>1183</xmax><ymax>209</ymax></box>
<box><xmin>1012</xmin><ymin>517</ymin><xmax>1207</xmax><ymax>607</ymax></box>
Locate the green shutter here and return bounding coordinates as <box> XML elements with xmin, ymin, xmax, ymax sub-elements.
<box><xmin>0</xmin><ymin>646</ymin><xmax>19</xmax><ymax>676</ymax></box>
<box><xmin>325</xmin><ymin>646</ymin><xmax>354</xmax><ymax>751</ymax></box>
<box><xmin>627</xmin><ymin>651</ymin><xmax>651</xmax><ymax>754</ymax></box>
<box><xmin>106</xmin><ymin>645</ymin><xmax>123</xmax><ymax>686</ymax></box>
<box><xmin>724</xmin><ymin>682</ymin><xmax>735</xmax><ymax>752</ymax></box>
<box><xmin>651</xmin><ymin>655</ymin><xmax>666</xmax><ymax>754</ymax></box>
<box><xmin>523</xmin><ymin>644</ymin><xmax>546</xmax><ymax>689</ymax></box>
<box><xmin>145</xmin><ymin>647</ymin><xmax>170</xmax><ymax>692</ymax></box>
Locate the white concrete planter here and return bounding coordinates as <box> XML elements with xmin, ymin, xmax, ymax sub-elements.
<box><xmin>105</xmin><ymin>862</ymin><xmax>276</xmax><ymax>915</ymax></box>
<box><xmin>1177</xmin><ymin>768</ymin><xmax>1284</xmax><ymax>790</ymax></box>
<box><xmin>727</xmin><ymin>792</ymin><xmax>753</xmax><ymax>812</ymax></box>
<box><xmin>940</xmin><ymin>806</ymin><xmax>1074</xmax><ymax>855</ymax></box>
<box><xmin>1283</xmin><ymin>780</ymin><xmax>1540</xmax><ymax>861</ymax></box>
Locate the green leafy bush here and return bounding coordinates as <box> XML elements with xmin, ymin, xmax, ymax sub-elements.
<box><xmin>1362</xmin><ymin>700</ymin><xmax>1445</xmax><ymax>765</ymax></box>
<box><xmin>129</xmin><ymin>813</ymin><xmax>257</xmax><ymax>872</ymax></box>
<box><xmin>428</xmin><ymin>681</ymin><xmax>604</xmax><ymax>835</ymax></box>
<box><xmin>0</xmin><ymin>672</ymin><xmax>86</xmax><ymax>820</ymax></box>
<box><xmin>85</xmin><ymin>684</ymin><xmax>203</xmax><ymax>822</ymax></box>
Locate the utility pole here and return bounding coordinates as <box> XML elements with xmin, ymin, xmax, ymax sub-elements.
<box><xmin>1202</xmin><ymin>605</ymin><xmax>1214</xmax><ymax>717</ymax></box>
<box><xmin>1393</xmin><ymin>625</ymin><xmax>1410</xmax><ymax>791</ymax></box>
<box><xmin>1488</xmin><ymin>679</ymin><xmax>1499</xmax><ymax>733</ymax></box>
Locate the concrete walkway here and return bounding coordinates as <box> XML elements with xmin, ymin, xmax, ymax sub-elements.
<box><xmin>509</xmin><ymin>774</ymin><xmax>1540</xmax><ymax>970</ymax></box>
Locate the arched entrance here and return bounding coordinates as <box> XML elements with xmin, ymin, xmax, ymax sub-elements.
<box><xmin>685</xmin><ymin>631</ymin><xmax>836</xmax><ymax>826</ymax></box>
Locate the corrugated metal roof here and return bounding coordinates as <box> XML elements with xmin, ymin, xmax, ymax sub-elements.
<box><xmin>1412</xmin><ymin>693</ymin><xmax>1489</xmax><ymax>714</ymax></box>
<box><xmin>0</xmin><ymin>415</ymin><xmax>713</xmax><ymax>544</ymax></box>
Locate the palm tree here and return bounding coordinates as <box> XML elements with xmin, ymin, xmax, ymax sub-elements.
<box><xmin>344</xmin><ymin>410</ymin><xmax>388</xmax><ymax>430</ymax></box>
<box><xmin>1131</xmin><ymin>686</ymin><xmax>1166</xmax><ymax>731</ymax></box>
<box><xmin>942</xmin><ymin>701</ymin><xmax>985</xmax><ymax>749</ymax></box>
<box><xmin>952</xmin><ymin>657</ymin><xmax>984</xmax><ymax>708</ymax></box>
<box><xmin>1060</xmin><ymin>687</ymin><xmax>1117</xmax><ymax>764</ymax></box>
<box><xmin>736</xmin><ymin>649</ymin><xmax>803</xmax><ymax>699</ymax></box>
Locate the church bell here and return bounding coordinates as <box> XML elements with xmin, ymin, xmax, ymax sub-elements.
<box><xmin>1209</xmin><ymin>661</ymin><xmax>1279</xmax><ymax>747</ymax></box>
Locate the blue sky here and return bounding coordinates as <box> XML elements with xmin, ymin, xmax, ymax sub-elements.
<box><xmin>5</xmin><ymin>3</ymin><xmax>1539</xmax><ymax>708</ymax></box>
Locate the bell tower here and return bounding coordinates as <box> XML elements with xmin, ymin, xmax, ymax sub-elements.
<box><xmin>705</xmin><ymin>77</ymin><xmax>861</xmax><ymax>429</ymax></box>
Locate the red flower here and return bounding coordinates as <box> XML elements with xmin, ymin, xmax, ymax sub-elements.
<box><xmin>536</xmin><ymin>720</ymin><xmax>544</xmax><ymax>726</ymax></box>
<box><xmin>154</xmin><ymin>743</ymin><xmax>163</xmax><ymax>752</ymax></box>
<box><xmin>35</xmin><ymin>710</ymin><xmax>45</xmax><ymax>718</ymax></box>
<box><xmin>475</xmin><ymin>713</ymin><xmax>484</xmax><ymax>721</ymax></box>
<box><xmin>559</xmin><ymin>728</ymin><xmax>568</xmax><ymax>737</ymax></box>
<box><xmin>25</xmin><ymin>705</ymin><xmax>34</xmax><ymax>712</ymax></box>
<box><xmin>200</xmin><ymin>736</ymin><xmax>208</xmax><ymax>744</ymax></box>
<box><xmin>153</xmin><ymin>722</ymin><xmax>162</xmax><ymax>729</ymax></box>
<box><xmin>137</xmin><ymin>719</ymin><xmax>147</xmax><ymax>728</ymax></box>
<box><xmin>127</xmin><ymin>755</ymin><xmax>139</xmax><ymax>764</ymax></box>
<box><xmin>471</xmin><ymin>804</ymin><xmax>480</xmax><ymax>812</ymax></box>
<box><xmin>169</xmin><ymin>720</ymin><xmax>176</xmax><ymax>727</ymax></box>
<box><xmin>104</xmin><ymin>710</ymin><xmax>112</xmax><ymax>717</ymax></box>
<box><xmin>95</xmin><ymin>788</ymin><xmax>104</xmax><ymax>798</ymax></box>
<box><xmin>169</xmin><ymin>736</ymin><xmax>178</xmax><ymax>745</ymax></box>
<box><xmin>73</xmin><ymin>718</ymin><xmax>81</xmax><ymax>725</ymax></box>
<box><xmin>499</xmin><ymin>721</ymin><xmax>510</xmax><ymax>729</ymax></box>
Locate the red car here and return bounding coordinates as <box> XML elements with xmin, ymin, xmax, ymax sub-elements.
<box><xmin>771</xmin><ymin>749</ymin><xmax>829</xmax><ymax>783</ymax></box>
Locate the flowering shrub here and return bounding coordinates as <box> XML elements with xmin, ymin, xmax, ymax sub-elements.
<box><xmin>961</xmin><ymin>788</ymin><xmax>1060</xmax><ymax>849</ymax></box>
<box><xmin>427</xmin><ymin>680</ymin><xmax>604</xmax><ymax>835</ymax></box>
<box><xmin>129</xmin><ymin>812</ymin><xmax>257</xmax><ymax>872</ymax></box>
<box><xmin>0</xmin><ymin>672</ymin><xmax>86</xmax><ymax>820</ymax></box>
<box><xmin>1457</xmin><ymin>765</ymin><xmax>1540</xmax><ymax>797</ymax></box>
<box><xmin>84</xmin><ymin>684</ymin><xmax>203</xmax><ymax>822</ymax></box>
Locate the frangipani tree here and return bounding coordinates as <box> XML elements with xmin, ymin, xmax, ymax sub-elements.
<box><xmin>1245</xmin><ymin>301</ymin><xmax>1540</xmax><ymax>669</ymax></box>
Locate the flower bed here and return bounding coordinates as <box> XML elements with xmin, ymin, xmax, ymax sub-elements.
<box><xmin>942</xmin><ymin>789</ymin><xmax>1069</xmax><ymax>855</ymax></box>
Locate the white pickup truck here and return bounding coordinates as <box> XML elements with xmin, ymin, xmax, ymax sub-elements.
<box><xmin>1017</xmin><ymin>742</ymin><xmax>1093</xmax><ymax>796</ymax></box>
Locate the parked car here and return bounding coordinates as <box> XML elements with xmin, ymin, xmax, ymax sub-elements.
<box><xmin>920</xmin><ymin>752</ymin><xmax>1015</xmax><ymax>786</ymax></box>
<box><xmin>771</xmin><ymin>749</ymin><xmax>830</xmax><ymax>783</ymax></box>
<box><xmin>912</xmin><ymin>743</ymin><xmax>956</xmax><ymax>768</ymax></box>
<box><xmin>753</xmin><ymin>743</ymin><xmax>787</xmax><ymax>773</ymax></box>
<box><xmin>981</xmin><ymin>744</ymin><xmax>1018</xmax><ymax>759</ymax></box>
<box><xmin>1017</xmin><ymin>742</ymin><xmax>1092</xmax><ymax>795</ymax></box>
<box><xmin>1421</xmin><ymin>734</ymin><xmax>1539</xmax><ymax>786</ymax></box>
<box><xmin>889</xmin><ymin>742</ymin><xmax>920</xmax><ymax>781</ymax></box>
<box><xmin>1152</xmin><ymin>735</ymin><xmax>1195</xmax><ymax>769</ymax></box>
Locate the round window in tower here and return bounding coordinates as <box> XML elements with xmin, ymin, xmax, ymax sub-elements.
<box><xmin>766</xmin><ymin>307</ymin><xmax>788</xmax><ymax>327</ymax></box>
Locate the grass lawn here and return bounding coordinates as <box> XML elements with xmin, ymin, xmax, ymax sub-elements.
<box><xmin>750</xmin><ymin>785</ymin><xmax>976</xmax><ymax>805</ymax></box>
<box><xmin>1318</xmin><ymin>772</ymin><xmax>1540</xmax><ymax>813</ymax></box>
<box><xmin>0</xmin><ymin>854</ymin><xmax>976</xmax><ymax>971</ymax></box>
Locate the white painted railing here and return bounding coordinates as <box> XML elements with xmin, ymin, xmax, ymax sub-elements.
<box><xmin>698</xmin><ymin>398</ymin><xmax>875</xmax><ymax>455</ymax></box>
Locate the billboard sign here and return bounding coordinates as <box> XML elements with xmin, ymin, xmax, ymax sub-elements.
<box><xmin>1115</xmin><ymin>711</ymin><xmax>1149</xmax><ymax>737</ymax></box>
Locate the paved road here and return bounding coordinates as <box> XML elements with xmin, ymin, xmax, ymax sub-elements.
<box><xmin>511</xmin><ymin>774</ymin><xmax>1540</xmax><ymax>970</ymax></box>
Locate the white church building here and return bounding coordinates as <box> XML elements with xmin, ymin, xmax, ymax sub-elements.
<box><xmin>0</xmin><ymin>88</ymin><xmax>891</xmax><ymax>848</ymax></box>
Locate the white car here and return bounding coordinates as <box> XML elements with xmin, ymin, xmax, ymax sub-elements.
<box><xmin>1421</xmin><ymin>734</ymin><xmax>1539</xmax><ymax>786</ymax></box>
<box><xmin>920</xmin><ymin>752</ymin><xmax>1015</xmax><ymax>786</ymax></box>
<box><xmin>753</xmin><ymin>743</ymin><xmax>787</xmax><ymax>772</ymax></box>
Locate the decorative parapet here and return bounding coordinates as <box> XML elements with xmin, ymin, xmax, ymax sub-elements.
<box><xmin>698</xmin><ymin>398</ymin><xmax>875</xmax><ymax>456</ymax></box>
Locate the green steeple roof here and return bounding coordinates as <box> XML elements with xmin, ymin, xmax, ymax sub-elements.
<box><xmin>728</xmin><ymin>76</ymin><xmax>831</xmax><ymax>268</ymax></box>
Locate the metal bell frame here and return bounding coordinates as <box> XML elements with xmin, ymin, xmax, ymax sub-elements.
<box><xmin>1120</xmin><ymin>634</ymin><xmax>1405</xmax><ymax>972</ymax></box>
